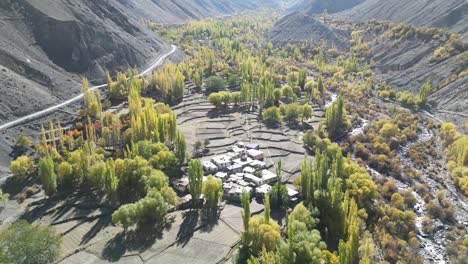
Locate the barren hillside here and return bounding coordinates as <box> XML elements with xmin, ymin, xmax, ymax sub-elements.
<box><xmin>336</xmin><ymin>0</ymin><xmax>468</xmax><ymax>38</ymax></box>
<box><xmin>0</xmin><ymin>0</ymin><xmax>289</xmax><ymax>124</ymax></box>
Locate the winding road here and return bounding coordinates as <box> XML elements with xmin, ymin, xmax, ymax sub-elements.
<box><xmin>0</xmin><ymin>45</ymin><xmax>177</xmax><ymax>131</ymax></box>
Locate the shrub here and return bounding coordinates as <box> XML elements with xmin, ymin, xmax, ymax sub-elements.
<box><xmin>262</xmin><ymin>106</ymin><xmax>281</xmax><ymax>126</ymax></box>
<box><xmin>205</xmin><ymin>76</ymin><xmax>226</xmax><ymax>94</ymax></box>
<box><xmin>10</xmin><ymin>156</ymin><xmax>34</xmax><ymax>180</ymax></box>
<box><xmin>0</xmin><ymin>220</ymin><xmax>61</xmax><ymax>264</ymax></box>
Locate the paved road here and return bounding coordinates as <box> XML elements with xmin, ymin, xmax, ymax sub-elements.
<box><xmin>0</xmin><ymin>45</ymin><xmax>177</xmax><ymax>131</ymax></box>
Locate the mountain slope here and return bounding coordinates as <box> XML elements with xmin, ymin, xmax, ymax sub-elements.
<box><xmin>289</xmin><ymin>0</ymin><xmax>365</xmax><ymax>14</ymax></box>
<box><xmin>117</xmin><ymin>0</ymin><xmax>291</xmax><ymax>24</ymax></box>
<box><xmin>0</xmin><ymin>0</ymin><xmax>169</xmax><ymax>124</ymax></box>
<box><xmin>0</xmin><ymin>0</ymin><xmax>288</xmax><ymax>124</ymax></box>
<box><xmin>266</xmin><ymin>12</ymin><xmax>348</xmax><ymax>49</ymax></box>
<box><xmin>336</xmin><ymin>0</ymin><xmax>468</xmax><ymax>37</ymax></box>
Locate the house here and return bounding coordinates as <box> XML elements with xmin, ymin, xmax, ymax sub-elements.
<box><xmin>287</xmin><ymin>187</ymin><xmax>300</xmax><ymax>207</ymax></box>
<box><xmin>227</xmin><ymin>163</ymin><xmax>243</xmax><ymax>174</ymax></box>
<box><xmin>244</xmin><ymin>173</ymin><xmax>264</xmax><ymax>186</ymax></box>
<box><xmin>232</xmin><ymin>156</ymin><xmax>253</xmax><ymax>168</ymax></box>
<box><xmin>243</xmin><ymin>166</ymin><xmax>256</xmax><ymax>174</ymax></box>
<box><xmin>214</xmin><ymin>172</ymin><xmax>228</xmax><ymax>181</ymax></box>
<box><xmin>237</xmin><ymin>142</ymin><xmax>246</xmax><ymax>148</ymax></box>
<box><xmin>224</xmin><ymin>184</ymin><xmax>253</xmax><ymax>201</ymax></box>
<box><xmin>203</xmin><ymin>161</ymin><xmax>218</xmax><ymax>174</ymax></box>
<box><xmin>172</xmin><ymin>177</ymin><xmax>189</xmax><ymax>193</ymax></box>
<box><xmin>255</xmin><ymin>184</ymin><xmax>272</xmax><ymax>198</ymax></box>
<box><xmin>261</xmin><ymin>170</ymin><xmax>277</xmax><ymax>184</ymax></box>
<box><xmin>250</xmin><ymin>160</ymin><xmax>266</xmax><ymax>169</ymax></box>
<box><xmin>246</xmin><ymin>143</ymin><xmax>260</xmax><ymax>150</ymax></box>
<box><xmin>232</xmin><ymin>146</ymin><xmax>246</xmax><ymax>154</ymax></box>
<box><xmin>247</xmin><ymin>149</ymin><xmax>264</xmax><ymax>160</ymax></box>
<box><xmin>226</xmin><ymin>151</ymin><xmax>240</xmax><ymax>159</ymax></box>
<box><xmin>211</xmin><ymin>155</ymin><xmax>232</xmax><ymax>170</ymax></box>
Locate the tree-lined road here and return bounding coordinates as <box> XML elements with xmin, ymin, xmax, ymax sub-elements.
<box><xmin>0</xmin><ymin>45</ymin><xmax>177</xmax><ymax>131</ymax></box>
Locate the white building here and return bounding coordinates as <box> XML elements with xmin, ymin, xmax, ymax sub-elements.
<box><xmin>256</xmin><ymin>184</ymin><xmax>272</xmax><ymax>198</ymax></box>
<box><xmin>227</xmin><ymin>163</ymin><xmax>243</xmax><ymax>174</ymax></box>
<box><xmin>250</xmin><ymin>160</ymin><xmax>266</xmax><ymax>169</ymax></box>
<box><xmin>203</xmin><ymin>161</ymin><xmax>218</xmax><ymax>174</ymax></box>
<box><xmin>224</xmin><ymin>184</ymin><xmax>253</xmax><ymax>201</ymax></box>
<box><xmin>172</xmin><ymin>177</ymin><xmax>189</xmax><ymax>193</ymax></box>
<box><xmin>243</xmin><ymin>166</ymin><xmax>256</xmax><ymax>174</ymax></box>
<box><xmin>244</xmin><ymin>173</ymin><xmax>264</xmax><ymax>186</ymax></box>
<box><xmin>226</xmin><ymin>151</ymin><xmax>240</xmax><ymax>159</ymax></box>
<box><xmin>211</xmin><ymin>155</ymin><xmax>232</xmax><ymax>170</ymax></box>
<box><xmin>215</xmin><ymin>172</ymin><xmax>228</xmax><ymax>181</ymax></box>
<box><xmin>261</xmin><ymin>170</ymin><xmax>277</xmax><ymax>184</ymax></box>
<box><xmin>232</xmin><ymin>157</ymin><xmax>253</xmax><ymax>168</ymax></box>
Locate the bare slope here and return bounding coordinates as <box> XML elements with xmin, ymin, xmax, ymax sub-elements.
<box><xmin>337</xmin><ymin>0</ymin><xmax>468</xmax><ymax>38</ymax></box>
<box><xmin>0</xmin><ymin>0</ymin><xmax>168</xmax><ymax>124</ymax></box>
<box><xmin>0</xmin><ymin>0</ymin><xmax>288</xmax><ymax>124</ymax></box>
<box><xmin>266</xmin><ymin>12</ymin><xmax>348</xmax><ymax>49</ymax></box>
<box><xmin>289</xmin><ymin>0</ymin><xmax>365</xmax><ymax>14</ymax></box>
<box><xmin>116</xmin><ymin>0</ymin><xmax>290</xmax><ymax>24</ymax></box>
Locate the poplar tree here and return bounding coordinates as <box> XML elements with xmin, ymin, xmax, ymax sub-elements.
<box><xmin>174</xmin><ymin>131</ymin><xmax>187</xmax><ymax>164</ymax></box>
<box><xmin>188</xmin><ymin>159</ymin><xmax>203</xmax><ymax>206</ymax></box>
<box><xmin>38</xmin><ymin>156</ymin><xmax>57</xmax><ymax>197</ymax></box>
<box><xmin>241</xmin><ymin>191</ymin><xmax>251</xmax><ymax>232</ymax></box>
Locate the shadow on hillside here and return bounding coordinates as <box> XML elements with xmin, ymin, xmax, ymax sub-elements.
<box><xmin>200</xmin><ymin>207</ymin><xmax>219</xmax><ymax>233</ymax></box>
<box><xmin>81</xmin><ymin>215</ymin><xmax>112</xmax><ymax>245</ymax></box>
<box><xmin>102</xmin><ymin>218</ymin><xmax>174</xmax><ymax>262</ymax></box>
<box><xmin>176</xmin><ymin>210</ymin><xmax>199</xmax><ymax>246</ymax></box>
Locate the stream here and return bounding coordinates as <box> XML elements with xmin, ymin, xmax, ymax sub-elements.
<box><xmin>354</xmin><ymin>120</ymin><xmax>456</xmax><ymax>263</ymax></box>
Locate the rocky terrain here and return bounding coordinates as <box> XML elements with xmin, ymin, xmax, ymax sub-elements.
<box><xmin>268</xmin><ymin>0</ymin><xmax>468</xmax><ymax>127</ymax></box>
<box><xmin>336</xmin><ymin>0</ymin><xmax>468</xmax><ymax>38</ymax></box>
<box><xmin>116</xmin><ymin>0</ymin><xmax>292</xmax><ymax>24</ymax></box>
<box><xmin>362</xmin><ymin>26</ymin><xmax>468</xmax><ymax>126</ymax></box>
<box><xmin>0</xmin><ymin>0</ymin><xmax>290</xmax><ymax>125</ymax></box>
<box><xmin>266</xmin><ymin>13</ymin><xmax>348</xmax><ymax>49</ymax></box>
<box><xmin>0</xmin><ymin>0</ymin><xmax>169</xmax><ymax>124</ymax></box>
<box><xmin>289</xmin><ymin>0</ymin><xmax>365</xmax><ymax>14</ymax></box>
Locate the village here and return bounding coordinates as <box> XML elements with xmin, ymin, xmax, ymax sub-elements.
<box><xmin>172</xmin><ymin>141</ymin><xmax>299</xmax><ymax>207</ymax></box>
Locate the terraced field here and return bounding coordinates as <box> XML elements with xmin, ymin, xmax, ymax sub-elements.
<box><xmin>175</xmin><ymin>91</ymin><xmax>324</xmax><ymax>183</ymax></box>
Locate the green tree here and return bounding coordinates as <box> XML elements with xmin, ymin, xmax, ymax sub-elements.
<box><xmin>57</xmin><ymin>161</ymin><xmax>73</xmax><ymax>188</ymax></box>
<box><xmin>38</xmin><ymin>156</ymin><xmax>57</xmax><ymax>197</ymax></box>
<box><xmin>174</xmin><ymin>131</ymin><xmax>187</xmax><ymax>164</ymax></box>
<box><xmin>241</xmin><ymin>190</ymin><xmax>251</xmax><ymax>232</ymax></box>
<box><xmin>273</xmin><ymin>88</ymin><xmax>282</xmax><ymax>104</ymax></box>
<box><xmin>10</xmin><ymin>156</ymin><xmax>34</xmax><ymax>180</ymax></box>
<box><xmin>205</xmin><ymin>76</ymin><xmax>226</xmax><ymax>94</ymax></box>
<box><xmin>112</xmin><ymin>190</ymin><xmax>169</xmax><ymax>228</ymax></box>
<box><xmin>417</xmin><ymin>81</ymin><xmax>431</xmax><ymax>107</ymax></box>
<box><xmin>188</xmin><ymin>159</ymin><xmax>203</xmax><ymax>206</ymax></box>
<box><xmin>16</xmin><ymin>135</ymin><xmax>32</xmax><ymax>149</ymax></box>
<box><xmin>298</xmin><ymin>69</ymin><xmax>307</xmax><ymax>90</ymax></box>
<box><xmin>270</xmin><ymin>160</ymin><xmax>289</xmax><ymax>210</ymax></box>
<box><xmin>262</xmin><ymin>106</ymin><xmax>282</xmax><ymax>126</ymax></box>
<box><xmin>317</xmin><ymin>76</ymin><xmax>325</xmax><ymax>104</ymax></box>
<box><xmin>302</xmin><ymin>104</ymin><xmax>313</xmax><ymax>123</ymax></box>
<box><xmin>0</xmin><ymin>189</ymin><xmax>9</xmax><ymax>206</ymax></box>
<box><xmin>193</xmin><ymin>140</ymin><xmax>202</xmax><ymax>156</ymax></box>
<box><xmin>202</xmin><ymin>175</ymin><xmax>222</xmax><ymax>209</ymax></box>
<box><xmin>208</xmin><ymin>93</ymin><xmax>223</xmax><ymax>108</ymax></box>
<box><xmin>0</xmin><ymin>220</ymin><xmax>61</xmax><ymax>264</ymax></box>
<box><xmin>282</xmin><ymin>86</ymin><xmax>294</xmax><ymax>101</ymax></box>
<box><xmin>285</xmin><ymin>103</ymin><xmax>302</xmax><ymax>123</ymax></box>
<box><xmin>231</xmin><ymin>91</ymin><xmax>241</xmax><ymax>106</ymax></box>
<box><xmin>325</xmin><ymin>96</ymin><xmax>346</xmax><ymax>138</ymax></box>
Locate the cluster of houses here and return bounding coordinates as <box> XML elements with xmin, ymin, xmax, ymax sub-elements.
<box><xmin>172</xmin><ymin>142</ymin><xmax>299</xmax><ymax>205</ymax></box>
